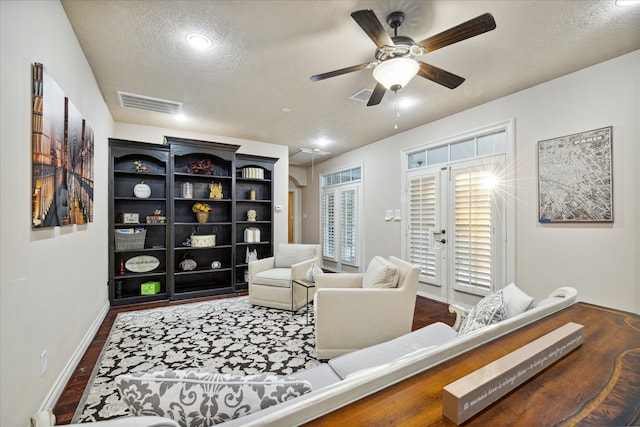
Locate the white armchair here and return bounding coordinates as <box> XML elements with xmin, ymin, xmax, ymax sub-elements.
<box><xmin>248</xmin><ymin>244</ymin><xmax>321</xmax><ymax>311</ymax></box>
<box><xmin>314</xmin><ymin>256</ymin><xmax>420</xmax><ymax>359</ymax></box>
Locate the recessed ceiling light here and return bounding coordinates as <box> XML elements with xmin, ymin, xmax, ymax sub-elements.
<box><xmin>281</xmin><ymin>107</ymin><xmax>291</xmax><ymax>113</ymax></box>
<box><xmin>616</xmin><ymin>0</ymin><xmax>640</xmax><ymax>6</ymax></box>
<box><xmin>174</xmin><ymin>113</ymin><xmax>188</xmax><ymax>122</ymax></box>
<box><xmin>186</xmin><ymin>33</ymin><xmax>213</xmax><ymax>50</ymax></box>
<box><xmin>314</xmin><ymin>137</ymin><xmax>332</xmax><ymax>147</ymax></box>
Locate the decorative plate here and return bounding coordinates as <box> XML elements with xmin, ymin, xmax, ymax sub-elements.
<box><xmin>125</xmin><ymin>255</ymin><xmax>160</xmax><ymax>273</ymax></box>
<box><xmin>133</xmin><ymin>182</ymin><xmax>151</xmax><ymax>198</ymax></box>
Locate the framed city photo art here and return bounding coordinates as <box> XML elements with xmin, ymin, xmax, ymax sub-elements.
<box><xmin>537</xmin><ymin>126</ymin><xmax>613</xmax><ymax>223</ymax></box>
<box><xmin>32</xmin><ymin>63</ymin><xmax>94</xmax><ymax>228</ymax></box>
<box><xmin>32</xmin><ymin>63</ymin><xmax>66</xmax><ymax>227</ymax></box>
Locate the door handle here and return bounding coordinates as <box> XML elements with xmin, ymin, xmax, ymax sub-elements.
<box><xmin>437</xmin><ymin>238</ymin><xmax>446</xmax><ymax>244</ymax></box>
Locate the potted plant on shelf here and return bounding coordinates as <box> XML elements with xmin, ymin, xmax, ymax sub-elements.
<box><xmin>192</xmin><ymin>202</ymin><xmax>212</xmax><ymax>223</ymax></box>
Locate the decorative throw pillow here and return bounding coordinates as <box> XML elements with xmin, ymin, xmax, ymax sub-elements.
<box><xmin>458</xmin><ymin>290</ymin><xmax>506</xmax><ymax>336</ymax></box>
<box><xmin>502</xmin><ymin>282</ymin><xmax>534</xmax><ymax>318</ymax></box>
<box><xmin>116</xmin><ymin>370</ymin><xmax>312</xmax><ymax>426</ymax></box>
<box><xmin>362</xmin><ymin>256</ymin><xmax>399</xmax><ymax>288</ymax></box>
<box><xmin>305</xmin><ymin>263</ymin><xmax>323</xmax><ymax>283</ymax></box>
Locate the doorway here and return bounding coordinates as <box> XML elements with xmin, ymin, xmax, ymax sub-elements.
<box><xmin>288</xmin><ymin>186</ymin><xmax>302</xmax><ymax>244</ymax></box>
<box><xmin>406</xmin><ymin>155</ymin><xmax>506</xmax><ymax>304</ymax></box>
<box><xmin>288</xmin><ymin>191</ymin><xmax>294</xmax><ymax>243</ymax></box>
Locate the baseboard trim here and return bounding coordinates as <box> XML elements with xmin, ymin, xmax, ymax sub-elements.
<box><xmin>39</xmin><ymin>300</ymin><xmax>110</xmax><ymax>411</ymax></box>
<box><xmin>417</xmin><ymin>289</ymin><xmax>446</xmax><ymax>303</ymax></box>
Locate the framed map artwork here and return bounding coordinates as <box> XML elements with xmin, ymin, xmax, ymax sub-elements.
<box><xmin>537</xmin><ymin>126</ymin><xmax>612</xmax><ymax>223</ymax></box>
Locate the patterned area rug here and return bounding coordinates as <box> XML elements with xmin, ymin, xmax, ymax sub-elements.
<box><xmin>72</xmin><ymin>296</ymin><xmax>319</xmax><ymax>423</ymax></box>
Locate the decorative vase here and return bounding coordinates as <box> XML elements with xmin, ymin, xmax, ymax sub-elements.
<box><xmin>196</xmin><ymin>211</ymin><xmax>209</xmax><ymax>223</ymax></box>
<box><xmin>249</xmin><ymin>186</ymin><xmax>256</xmax><ymax>200</ymax></box>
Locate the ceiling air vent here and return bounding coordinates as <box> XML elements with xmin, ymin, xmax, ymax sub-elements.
<box><xmin>350</xmin><ymin>88</ymin><xmax>373</xmax><ymax>103</ymax></box>
<box><xmin>117</xmin><ymin>91</ymin><xmax>183</xmax><ymax>114</ymax></box>
<box><xmin>289</xmin><ymin>148</ymin><xmax>330</xmax><ymax>165</ymax></box>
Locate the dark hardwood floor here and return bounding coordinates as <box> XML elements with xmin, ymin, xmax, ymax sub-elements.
<box><xmin>52</xmin><ymin>293</ymin><xmax>455</xmax><ymax>424</ymax></box>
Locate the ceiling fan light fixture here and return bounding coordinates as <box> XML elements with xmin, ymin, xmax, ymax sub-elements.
<box><xmin>373</xmin><ymin>57</ymin><xmax>419</xmax><ymax>91</ymax></box>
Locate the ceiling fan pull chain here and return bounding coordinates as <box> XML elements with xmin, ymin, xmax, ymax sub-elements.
<box><xmin>394</xmin><ymin>91</ymin><xmax>400</xmax><ymax>129</ymax></box>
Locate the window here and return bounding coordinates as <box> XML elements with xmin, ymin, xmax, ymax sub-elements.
<box><xmin>427</xmin><ymin>145</ymin><xmax>448</xmax><ymax>165</ymax></box>
<box><xmin>321</xmin><ymin>166</ymin><xmax>361</xmax><ymax>268</ymax></box>
<box><xmin>408</xmin><ymin>151</ymin><xmax>426</xmax><ymax>169</ymax></box>
<box><xmin>408</xmin><ymin>130</ymin><xmax>507</xmax><ymax>169</ymax></box>
<box><xmin>450</xmin><ymin>139</ymin><xmax>474</xmax><ymax>161</ymax></box>
<box><xmin>322</xmin><ymin>166</ymin><xmax>361</xmax><ymax>187</ymax></box>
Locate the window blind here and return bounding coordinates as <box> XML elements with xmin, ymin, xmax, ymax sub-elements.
<box><xmin>322</xmin><ymin>191</ymin><xmax>335</xmax><ymax>259</ymax></box>
<box><xmin>454</xmin><ymin>170</ymin><xmax>492</xmax><ymax>292</ymax></box>
<box><xmin>340</xmin><ymin>188</ymin><xmax>356</xmax><ymax>264</ymax></box>
<box><xmin>408</xmin><ymin>176</ymin><xmax>437</xmax><ymax>282</ymax></box>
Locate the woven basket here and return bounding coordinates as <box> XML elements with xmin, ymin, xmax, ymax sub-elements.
<box><xmin>115</xmin><ymin>230</ymin><xmax>146</xmax><ymax>251</ymax></box>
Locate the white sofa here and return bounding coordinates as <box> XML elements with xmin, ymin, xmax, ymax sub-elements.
<box><xmin>223</xmin><ymin>286</ymin><xmax>578</xmax><ymax>426</ymax></box>
<box><xmin>58</xmin><ymin>286</ymin><xmax>577</xmax><ymax>427</ymax></box>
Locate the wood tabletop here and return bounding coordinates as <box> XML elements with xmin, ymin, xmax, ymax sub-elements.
<box><xmin>305</xmin><ymin>302</ymin><xmax>640</xmax><ymax>426</ymax></box>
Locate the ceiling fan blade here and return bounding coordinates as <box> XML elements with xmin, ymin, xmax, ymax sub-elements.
<box><xmin>310</xmin><ymin>63</ymin><xmax>369</xmax><ymax>82</ymax></box>
<box><xmin>417</xmin><ymin>62</ymin><xmax>465</xmax><ymax>89</ymax></box>
<box><xmin>367</xmin><ymin>83</ymin><xmax>386</xmax><ymax>106</ymax></box>
<box><xmin>417</xmin><ymin>13</ymin><xmax>496</xmax><ymax>54</ymax></box>
<box><xmin>351</xmin><ymin>9</ymin><xmax>394</xmax><ymax>48</ymax></box>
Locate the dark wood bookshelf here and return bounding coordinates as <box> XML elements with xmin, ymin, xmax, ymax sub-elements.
<box><xmin>108</xmin><ymin>137</ymin><xmax>277</xmax><ymax>305</ymax></box>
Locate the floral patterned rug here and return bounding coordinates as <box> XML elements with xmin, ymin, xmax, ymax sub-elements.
<box><xmin>72</xmin><ymin>296</ymin><xmax>319</xmax><ymax>423</ymax></box>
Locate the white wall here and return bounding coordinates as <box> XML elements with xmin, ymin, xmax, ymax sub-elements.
<box><xmin>0</xmin><ymin>2</ymin><xmax>114</xmax><ymax>426</ymax></box>
<box><xmin>112</xmin><ymin>123</ymin><xmax>289</xmax><ymax>248</ymax></box>
<box><xmin>304</xmin><ymin>51</ymin><xmax>639</xmax><ymax>313</ymax></box>
<box><xmin>289</xmin><ymin>165</ymin><xmax>308</xmax><ymax>187</ymax></box>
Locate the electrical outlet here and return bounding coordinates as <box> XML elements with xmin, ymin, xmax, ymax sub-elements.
<box><xmin>40</xmin><ymin>350</ymin><xmax>47</xmax><ymax>377</ymax></box>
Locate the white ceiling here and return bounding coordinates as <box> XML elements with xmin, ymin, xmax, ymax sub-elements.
<box><xmin>61</xmin><ymin>0</ymin><xmax>640</xmax><ymax>164</ymax></box>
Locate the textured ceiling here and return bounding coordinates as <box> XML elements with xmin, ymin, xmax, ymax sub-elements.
<box><xmin>61</xmin><ymin>0</ymin><xmax>640</xmax><ymax>163</ymax></box>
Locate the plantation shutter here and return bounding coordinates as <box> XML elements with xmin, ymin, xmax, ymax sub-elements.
<box><xmin>408</xmin><ymin>175</ymin><xmax>438</xmax><ymax>283</ymax></box>
<box><xmin>340</xmin><ymin>187</ymin><xmax>357</xmax><ymax>264</ymax></box>
<box><xmin>321</xmin><ymin>167</ymin><xmax>362</xmax><ymax>269</ymax></box>
<box><xmin>322</xmin><ymin>191</ymin><xmax>335</xmax><ymax>259</ymax></box>
<box><xmin>453</xmin><ymin>169</ymin><xmax>492</xmax><ymax>293</ymax></box>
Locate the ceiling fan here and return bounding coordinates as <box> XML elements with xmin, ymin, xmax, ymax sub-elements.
<box><xmin>310</xmin><ymin>10</ymin><xmax>496</xmax><ymax>106</ymax></box>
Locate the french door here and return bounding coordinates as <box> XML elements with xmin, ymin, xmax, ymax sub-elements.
<box><xmin>407</xmin><ymin>155</ymin><xmax>506</xmax><ymax>303</ymax></box>
<box><xmin>321</xmin><ymin>183</ymin><xmax>360</xmax><ymax>271</ymax></box>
